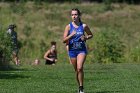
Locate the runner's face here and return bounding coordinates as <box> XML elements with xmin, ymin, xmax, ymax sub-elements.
<box><xmin>71</xmin><ymin>10</ymin><xmax>79</xmax><ymax>22</ymax></box>
<box><xmin>51</xmin><ymin>45</ymin><xmax>56</xmax><ymax>51</ymax></box>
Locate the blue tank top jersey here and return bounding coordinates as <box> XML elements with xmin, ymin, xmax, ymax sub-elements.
<box><xmin>68</xmin><ymin>22</ymin><xmax>87</xmax><ymax>51</ymax></box>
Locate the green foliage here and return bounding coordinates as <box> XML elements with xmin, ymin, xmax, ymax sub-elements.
<box><xmin>0</xmin><ymin>30</ymin><xmax>13</xmax><ymax>68</ymax></box>
<box><xmin>130</xmin><ymin>42</ymin><xmax>140</xmax><ymax>62</ymax></box>
<box><xmin>23</xmin><ymin>25</ymin><xmax>32</xmax><ymax>37</ymax></box>
<box><xmin>103</xmin><ymin>0</ymin><xmax>113</xmax><ymax>10</ymax></box>
<box><xmin>0</xmin><ymin>0</ymin><xmax>140</xmax><ymax>4</ymax></box>
<box><xmin>93</xmin><ymin>28</ymin><xmax>125</xmax><ymax>63</ymax></box>
<box><xmin>39</xmin><ymin>40</ymin><xmax>48</xmax><ymax>57</ymax></box>
<box><xmin>10</xmin><ymin>3</ymin><xmax>27</xmax><ymax>15</ymax></box>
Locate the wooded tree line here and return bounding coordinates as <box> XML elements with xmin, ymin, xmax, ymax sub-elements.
<box><xmin>0</xmin><ymin>0</ymin><xmax>139</xmax><ymax>4</ymax></box>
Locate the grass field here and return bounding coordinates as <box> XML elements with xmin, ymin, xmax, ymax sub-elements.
<box><xmin>0</xmin><ymin>63</ymin><xmax>140</xmax><ymax>93</ymax></box>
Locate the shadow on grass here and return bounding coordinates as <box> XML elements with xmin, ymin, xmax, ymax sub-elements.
<box><xmin>0</xmin><ymin>65</ymin><xmax>35</xmax><ymax>71</ymax></box>
<box><xmin>94</xmin><ymin>90</ymin><xmax>123</xmax><ymax>93</ymax></box>
<box><xmin>0</xmin><ymin>66</ymin><xmax>31</xmax><ymax>79</ymax></box>
<box><xmin>0</xmin><ymin>65</ymin><xmax>21</xmax><ymax>71</ymax></box>
<box><xmin>0</xmin><ymin>73</ymin><xmax>30</xmax><ymax>79</ymax></box>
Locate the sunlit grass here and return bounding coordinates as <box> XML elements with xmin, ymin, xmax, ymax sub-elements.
<box><xmin>0</xmin><ymin>63</ymin><xmax>140</xmax><ymax>93</ymax></box>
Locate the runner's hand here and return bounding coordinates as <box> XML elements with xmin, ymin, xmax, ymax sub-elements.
<box><xmin>81</xmin><ymin>35</ymin><xmax>86</xmax><ymax>41</ymax></box>
<box><xmin>71</xmin><ymin>30</ymin><xmax>76</xmax><ymax>36</ymax></box>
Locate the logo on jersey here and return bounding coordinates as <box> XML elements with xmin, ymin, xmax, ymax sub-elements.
<box><xmin>76</xmin><ymin>31</ymin><xmax>83</xmax><ymax>35</ymax></box>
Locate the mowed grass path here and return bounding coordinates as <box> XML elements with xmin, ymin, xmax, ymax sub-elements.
<box><xmin>0</xmin><ymin>63</ymin><xmax>140</xmax><ymax>93</ymax></box>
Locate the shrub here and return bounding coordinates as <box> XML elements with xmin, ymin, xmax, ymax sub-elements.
<box><xmin>130</xmin><ymin>43</ymin><xmax>140</xmax><ymax>63</ymax></box>
<box><xmin>0</xmin><ymin>30</ymin><xmax>13</xmax><ymax>69</ymax></box>
<box><xmin>93</xmin><ymin>27</ymin><xmax>125</xmax><ymax>63</ymax></box>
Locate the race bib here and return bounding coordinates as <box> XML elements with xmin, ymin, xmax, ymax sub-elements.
<box><xmin>72</xmin><ymin>42</ymin><xmax>82</xmax><ymax>49</ymax></box>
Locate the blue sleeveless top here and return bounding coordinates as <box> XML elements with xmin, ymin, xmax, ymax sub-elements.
<box><xmin>68</xmin><ymin>22</ymin><xmax>87</xmax><ymax>51</ymax></box>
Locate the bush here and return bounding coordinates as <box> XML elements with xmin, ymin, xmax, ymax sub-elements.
<box><xmin>130</xmin><ymin>43</ymin><xmax>140</xmax><ymax>63</ymax></box>
<box><xmin>0</xmin><ymin>30</ymin><xmax>13</xmax><ymax>69</ymax></box>
<box><xmin>93</xmin><ymin>27</ymin><xmax>125</xmax><ymax>63</ymax></box>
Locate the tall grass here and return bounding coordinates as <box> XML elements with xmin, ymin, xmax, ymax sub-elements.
<box><xmin>0</xmin><ymin>2</ymin><xmax>140</xmax><ymax>64</ymax></box>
